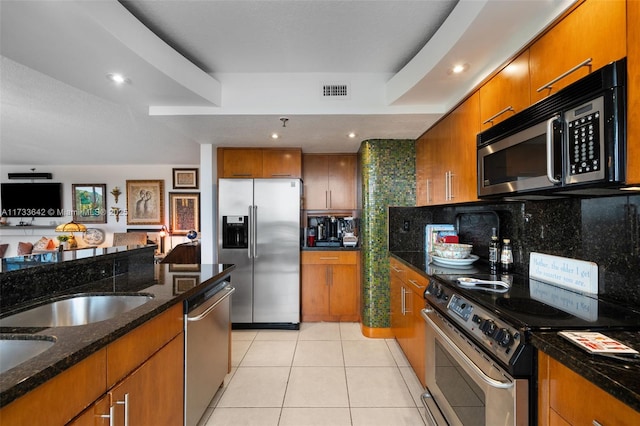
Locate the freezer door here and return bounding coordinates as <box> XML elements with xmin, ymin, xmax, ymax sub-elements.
<box><xmin>253</xmin><ymin>179</ymin><xmax>301</xmax><ymax>323</ymax></box>
<box><xmin>218</xmin><ymin>179</ymin><xmax>254</xmax><ymax>323</ymax></box>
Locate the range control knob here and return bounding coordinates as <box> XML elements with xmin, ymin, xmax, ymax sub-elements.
<box><xmin>494</xmin><ymin>328</ymin><xmax>514</xmax><ymax>347</ymax></box>
<box><xmin>480</xmin><ymin>319</ymin><xmax>497</xmax><ymax>336</ymax></box>
<box><xmin>435</xmin><ymin>286</ymin><xmax>445</xmax><ymax>299</ymax></box>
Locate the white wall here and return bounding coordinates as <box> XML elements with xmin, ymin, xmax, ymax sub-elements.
<box><xmin>0</xmin><ymin>164</ymin><xmax>201</xmax><ymax>258</ymax></box>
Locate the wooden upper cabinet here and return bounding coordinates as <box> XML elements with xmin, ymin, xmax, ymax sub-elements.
<box><xmin>218</xmin><ymin>148</ymin><xmax>302</xmax><ymax>179</ymax></box>
<box><xmin>302</xmin><ymin>154</ymin><xmax>357</xmax><ymax>210</ymax></box>
<box><xmin>448</xmin><ymin>91</ymin><xmax>480</xmax><ymax>204</ymax></box>
<box><xmin>219</xmin><ymin>148</ymin><xmax>263</xmax><ymax>178</ymax></box>
<box><xmin>262</xmin><ymin>149</ymin><xmax>302</xmax><ymax>178</ymax></box>
<box><xmin>627</xmin><ymin>0</ymin><xmax>640</xmax><ymax>185</ymax></box>
<box><xmin>479</xmin><ymin>50</ymin><xmax>530</xmax><ymax>130</ymax></box>
<box><xmin>529</xmin><ymin>0</ymin><xmax>626</xmax><ymax>103</ymax></box>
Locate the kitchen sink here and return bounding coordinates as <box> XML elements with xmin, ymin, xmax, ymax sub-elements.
<box><xmin>0</xmin><ymin>294</ymin><xmax>154</xmax><ymax>327</ymax></box>
<box><xmin>0</xmin><ymin>336</ymin><xmax>56</xmax><ymax>374</ymax></box>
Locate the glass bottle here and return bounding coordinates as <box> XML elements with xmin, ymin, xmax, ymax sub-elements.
<box><xmin>500</xmin><ymin>238</ymin><xmax>513</xmax><ymax>273</ymax></box>
<box><xmin>489</xmin><ymin>228</ymin><xmax>500</xmax><ymax>273</ymax></box>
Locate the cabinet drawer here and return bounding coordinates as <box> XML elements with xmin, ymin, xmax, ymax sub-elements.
<box><xmin>389</xmin><ymin>257</ymin><xmax>408</xmax><ymax>282</ymax></box>
<box><xmin>302</xmin><ymin>251</ymin><xmax>358</xmax><ymax>265</ymax></box>
<box><xmin>106</xmin><ymin>303</ymin><xmax>183</xmax><ymax>387</ymax></box>
<box><xmin>405</xmin><ymin>268</ymin><xmax>428</xmax><ymax>295</ymax></box>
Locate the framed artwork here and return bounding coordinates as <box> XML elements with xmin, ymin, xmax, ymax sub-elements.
<box><xmin>172</xmin><ymin>168</ymin><xmax>199</xmax><ymax>189</ymax></box>
<box><xmin>169</xmin><ymin>192</ymin><xmax>200</xmax><ymax>235</ymax></box>
<box><xmin>169</xmin><ymin>263</ymin><xmax>201</xmax><ymax>273</ymax></box>
<box><xmin>72</xmin><ymin>184</ymin><xmax>107</xmax><ymax>223</ymax></box>
<box><xmin>126</xmin><ymin>180</ymin><xmax>164</xmax><ymax>225</ymax></box>
<box><xmin>173</xmin><ymin>275</ymin><xmax>200</xmax><ymax>294</ymax></box>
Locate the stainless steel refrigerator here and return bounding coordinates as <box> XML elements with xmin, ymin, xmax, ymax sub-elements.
<box><xmin>217</xmin><ymin>178</ymin><xmax>301</xmax><ymax>328</ymax></box>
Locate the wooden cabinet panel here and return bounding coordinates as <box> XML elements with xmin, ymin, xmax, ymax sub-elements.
<box><xmin>627</xmin><ymin>0</ymin><xmax>640</xmax><ymax>185</ymax></box>
<box><xmin>529</xmin><ymin>0</ymin><xmax>626</xmax><ymax>103</ymax></box>
<box><xmin>106</xmin><ymin>303</ymin><xmax>183</xmax><ymax>387</ymax></box>
<box><xmin>0</xmin><ymin>349</ymin><xmax>107</xmax><ymax>426</ymax></box>
<box><xmin>69</xmin><ymin>394</ymin><xmax>110</xmax><ymax>426</ymax></box>
<box><xmin>448</xmin><ymin>91</ymin><xmax>480</xmax><ymax>204</ymax></box>
<box><xmin>301</xmin><ymin>251</ymin><xmax>359</xmax><ymax>321</ymax></box>
<box><xmin>538</xmin><ymin>351</ymin><xmax>640</xmax><ymax>426</ymax></box>
<box><xmin>219</xmin><ymin>148</ymin><xmax>263</xmax><ymax>178</ymax></box>
<box><xmin>302</xmin><ymin>154</ymin><xmax>357</xmax><ymax>210</ymax></box>
<box><xmin>479</xmin><ymin>50</ymin><xmax>530</xmax><ymax>130</ymax></box>
<box><xmin>262</xmin><ymin>149</ymin><xmax>302</xmax><ymax>178</ymax></box>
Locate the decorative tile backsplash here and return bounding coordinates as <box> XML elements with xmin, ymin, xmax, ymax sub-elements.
<box><xmin>358</xmin><ymin>139</ymin><xmax>416</xmax><ymax>329</ymax></box>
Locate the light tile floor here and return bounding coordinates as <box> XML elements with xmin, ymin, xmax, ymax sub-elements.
<box><xmin>199</xmin><ymin>322</ymin><xmax>427</xmax><ymax>426</ymax></box>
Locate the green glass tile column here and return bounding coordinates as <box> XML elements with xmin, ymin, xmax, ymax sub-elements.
<box><xmin>358</xmin><ymin>139</ymin><xmax>416</xmax><ymax>329</ymax></box>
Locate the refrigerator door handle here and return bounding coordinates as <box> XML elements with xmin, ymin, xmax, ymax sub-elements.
<box><xmin>248</xmin><ymin>205</ymin><xmax>253</xmax><ymax>259</ymax></box>
<box><xmin>253</xmin><ymin>205</ymin><xmax>259</xmax><ymax>258</ymax></box>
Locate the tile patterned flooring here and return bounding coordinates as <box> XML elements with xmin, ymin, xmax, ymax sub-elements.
<box><xmin>199</xmin><ymin>322</ymin><xmax>428</xmax><ymax>426</ymax></box>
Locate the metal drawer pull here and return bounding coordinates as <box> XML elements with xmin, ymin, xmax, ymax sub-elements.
<box><xmin>482</xmin><ymin>106</ymin><xmax>514</xmax><ymax>125</ymax></box>
<box><xmin>115</xmin><ymin>393</ymin><xmax>129</xmax><ymax>426</ymax></box>
<box><xmin>536</xmin><ymin>58</ymin><xmax>592</xmax><ymax>92</ymax></box>
<box><xmin>592</xmin><ymin>421</ymin><xmax>603</xmax><ymax>426</ymax></box>
<box><xmin>408</xmin><ymin>279</ymin><xmax>423</xmax><ymax>289</ymax></box>
<box><xmin>187</xmin><ymin>287</ymin><xmax>235</xmax><ymax>322</ymax></box>
<box><xmin>319</xmin><ymin>257</ymin><xmax>339</xmax><ymax>260</ymax></box>
<box><xmin>97</xmin><ymin>405</ymin><xmax>115</xmax><ymax>426</ymax></box>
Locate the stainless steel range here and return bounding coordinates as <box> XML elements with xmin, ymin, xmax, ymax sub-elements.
<box><xmin>420</xmin><ymin>271</ymin><xmax>640</xmax><ymax>426</ymax></box>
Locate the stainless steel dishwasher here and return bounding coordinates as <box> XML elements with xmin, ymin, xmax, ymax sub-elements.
<box><xmin>184</xmin><ymin>280</ymin><xmax>235</xmax><ymax>426</ymax></box>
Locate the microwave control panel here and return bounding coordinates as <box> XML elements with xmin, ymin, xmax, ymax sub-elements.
<box><xmin>566</xmin><ymin>96</ymin><xmax>605</xmax><ymax>180</ymax></box>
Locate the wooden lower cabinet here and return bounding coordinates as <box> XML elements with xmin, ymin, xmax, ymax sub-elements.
<box><xmin>72</xmin><ymin>334</ymin><xmax>184</xmax><ymax>426</ymax></box>
<box><xmin>538</xmin><ymin>351</ymin><xmax>640</xmax><ymax>426</ymax></box>
<box><xmin>301</xmin><ymin>251</ymin><xmax>360</xmax><ymax>322</ymax></box>
<box><xmin>389</xmin><ymin>257</ymin><xmax>427</xmax><ymax>386</ymax></box>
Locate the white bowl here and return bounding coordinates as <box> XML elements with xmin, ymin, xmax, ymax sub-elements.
<box><xmin>432</xmin><ymin>243</ymin><xmax>473</xmax><ymax>259</ymax></box>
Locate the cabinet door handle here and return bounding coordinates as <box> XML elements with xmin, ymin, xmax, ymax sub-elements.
<box><xmin>270</xmin><ymin>174</ymin><xmax>292</xmax><ymax>177</ymax></box>
<box><xmin>115</xmin><ymin>393</ymin><xmax>129</xmax><ymax>426</ymax></box>
<box><xmin>325</xmin><ymin>190</ymin><xmax>329</xmax><ymax>208</ymax></box>
<box><xmin>97</xmin><ymin>405</ymin><xmax>115</xmax><ymax>426</ymax></box>
<box><xmin>536</xmin><ymin>58</ymin><xmax>592</xmax><ymax>93</ymax></box>
<box><xmin>328</xmin><ymin>190</ymin><xmax>332</xmax><ymax>208</ymax></box>
<box><xmin>408</xmin><ymin>279</ymin><xmax>423</xmax><ymax>290</ymax></box>
<box><xmin>391</xmin><ymin>266</ymin><xmax>403</xmax><ymax>273</ymax></box>
<box><xmin>426</xmin><ymin>179</ymin><xmax>432</xmax><ymax>203</ymax></box>
<box><xmin>401</xmin><ymin>287</ymin><xmax>406</xmax><ymax>315</ymax></box>
<box><xmin>448</xmin><ymin>171</ymin><xmax>455</xmax><ymax>200</ymax></box>
<box><xmin>320</xmin><ymin>257</ymin><xmax>339</xmax><ymax>260</ymax></box>
<box><xmin>482</xmin><ymin>106</ymin><xmax>514</xmax><ymax>125</ymax></box>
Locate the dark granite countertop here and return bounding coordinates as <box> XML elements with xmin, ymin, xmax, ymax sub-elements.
<box><xmin>532</xmin><ymin>331</ymin><xmax>640</xmax><ymax>412</ymax></box>
<box><xmin>301</xmin><ymin>246</ymin><xmax>361</xmax><ymax>251</ymax></box>
<box><xmin>0</xmin><ymin>262</ymin><xmax>235</xmax><ymax>408</ymax></box>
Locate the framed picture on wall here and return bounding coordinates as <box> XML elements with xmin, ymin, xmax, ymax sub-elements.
<box><xmin>173</xmin><ymin>275</ymin><xmax>200</xmax><ymax>294</ymax></box>
<box><xmin>172</xmin><ymin>168</ymin><xmax>199</xmax><ymax>189</ymax></box>
<box><xmin>72</xmin><ymin>184</ymin><xmax>107</xmax><ymax>223</ymax></box>
<box><xmin>126</xmin><ymin>180</ymin><xmax>165</xmax><ymax>225</ymax></box>
<box><xmin>169</xmin><ymin>192</ymin><xmax>200</xmax><ymax>235</ymax></box>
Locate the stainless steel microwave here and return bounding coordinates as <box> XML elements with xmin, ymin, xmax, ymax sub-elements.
<box><xmin>477</xmin><ymin>58</ymin><xmax>626</xmax><ymax>198</ymax></box>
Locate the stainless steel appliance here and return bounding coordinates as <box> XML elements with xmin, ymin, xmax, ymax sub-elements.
<box><xmin>477</xmin><ymin>58</ymin><xmax>626</xmax><ymax>198</ymax></box>
<box><xmin>184</xmin><ymin>279</ymin><xmax>235</xmax><ymax>426</ymax></box>
<box><xmin>218</xmin><ymin>178</ymin><xmax>301</xmax><ymax>328</ymax></box>
<box><xmin>420</xmin><ymin>271</ymin><xmax>640</xmax><ymax>425</ymax></box>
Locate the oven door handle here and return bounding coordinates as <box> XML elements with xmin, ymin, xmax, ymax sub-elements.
<box><xmin>422</xmin><ymin>309</ymin><xmax>514</xmax><ymax>390</ymax></box>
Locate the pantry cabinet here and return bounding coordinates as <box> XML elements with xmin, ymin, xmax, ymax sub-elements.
<box><xmin>529</xmin><ymin>0</ymin><xmax>626</xmax><ymax>103</ymax></box>
<box><xmin>301</xmin><ymin>251</ymin><xmax>360</xmax><ymax>322</ymax></box>
<box><xmin>217</xmin><ymin>147</ymin><xmax>302</xmax><ymax>179</ymax></box>
<box><xmin>479</xmin><ymin>50</ymin><xmax>530</xmax><ymax>130</ymax></box>
<box><xmin>415</xmin><ymin>92</ymin><xmax>479</xmax><ymax>206</ymax></box>
<box><xmin>538</xmin><ymin>351</ymin><xmax>640</xmax><ymax>425</ymax></box>
<box><xmin>302</xmin><ymin>154</ymin><xmax>357</xmax><ymax>210</ymax></box>
<box><xmin>389</xmin><ymin>257</ymin><xmax>427</xmax><ymax>386</ymax></box>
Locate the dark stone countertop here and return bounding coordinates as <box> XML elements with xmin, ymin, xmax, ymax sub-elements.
<box><xmin>0</xmin><ymin>262</ymin><xmax>235</xmax><ymax>408</ymax></box>
<box><xmin>532</xmin><ymin>331</ymin><xmax>640</xmax><ymax>412</ymax></box>
<box><xmin>389</xmin><ymin>250</ymin><xmax>640</xmax><ymax>413</ymax></box>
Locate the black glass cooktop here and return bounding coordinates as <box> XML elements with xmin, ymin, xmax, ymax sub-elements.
<box><xmin>433</xmin><ymin>273</ymin><xmax>640</xmax><ymax>331</ymax></box>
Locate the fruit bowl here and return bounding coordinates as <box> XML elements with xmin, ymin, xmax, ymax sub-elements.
<box><xmin>432</xmin><ymin>243</ymin><xmax>473</xmax><ymax>259</ymax></box>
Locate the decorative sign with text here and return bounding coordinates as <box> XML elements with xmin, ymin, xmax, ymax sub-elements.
<box><xmin>529</xmin><ymin>252</ymin><xmax>598</xmax><ymax>294</ymax></box>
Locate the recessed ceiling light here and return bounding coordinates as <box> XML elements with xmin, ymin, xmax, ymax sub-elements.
<box><xmin>106</xmin><ymin>73</ymin><xmax>131</xmax><ymax>85</ymax></box>
<box><xmin>271</xmin><ymin>133</ymin><xmax>279</xmax><ymax>139</ymax></box>
<box><xmin>448</xmin><ymin>63</ymin><xmax>469</xmax><ymax>75</ymax></box>
<box><xmin>348</xmin><ymin>132</ymin><xmax>357</xmax><ymax>138</ymax></box>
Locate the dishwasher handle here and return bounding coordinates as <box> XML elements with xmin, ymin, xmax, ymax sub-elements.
<box><xmin>187</xmin><ymin>286</ymin><xmax>235</xmax><ymax>322</ymax></box>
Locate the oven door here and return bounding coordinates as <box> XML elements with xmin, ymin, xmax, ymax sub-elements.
<box><xmin>421</xmin><ymin>307</ymin><xmax>528</xmax><ymax>426</ymax></box>
<box><xmin>477</xmin><ymin>115</ymin><xmax>563</xmax><ymax>198</ymax></box>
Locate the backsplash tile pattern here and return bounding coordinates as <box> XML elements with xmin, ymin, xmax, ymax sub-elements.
<box><xmin>359</xmin><ymin>139</ymin><xmax>416</xmax><ymax>329</ymax></box>
<box><xmin>388</xmin><ymin>194</ymin><xmax>640</xmax><ymax>309</ymax></box>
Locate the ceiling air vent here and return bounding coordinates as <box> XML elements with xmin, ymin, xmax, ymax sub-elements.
<box><xmin>322</xmin><ymin>83</ymin><xmax>350</xmax><ymax>99</ymax></box>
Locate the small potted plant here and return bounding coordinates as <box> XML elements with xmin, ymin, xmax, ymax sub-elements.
<box><xmin>57</xmin><ymin>235</ymin><xmax>69</xmax><ymax>250</ymax></box>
